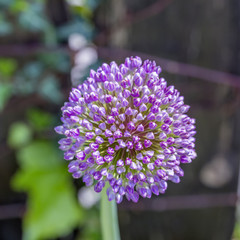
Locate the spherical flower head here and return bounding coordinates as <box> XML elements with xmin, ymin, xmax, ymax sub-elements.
<box><xmin>55</xmin><ymin>56</ymin><xmax>197</xmax><ymax>204</ymax></box>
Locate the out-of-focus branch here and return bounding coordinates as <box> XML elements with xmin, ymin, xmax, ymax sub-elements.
<box><xmin>0</xmin><ymin>44</ymin><xmax>67</xmax><ymax>57</ymax></box>
<box><xmin>97</xmin><ymin>47</ymin><xmax>240</xmax><ymax>88</ymax></box>
<box><xmin>0</xmin><ymin>44</ymin><xmax>240</xmax><ymax>88</ymax></box>
<box><xmin>120</xmin><ymin>192</ymin><xmax>238</xmax><ymax>212</ymax></box>
<box><xmin>0</xmin><ymin>192</ymin><xmax>237</xmax><ymax>220</ymax></box>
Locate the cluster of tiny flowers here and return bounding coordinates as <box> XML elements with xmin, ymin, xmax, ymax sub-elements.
<box><xmin>55</xmin><ymin>56</ymin><xmax>197</xmax><ymax>204</ymax></box>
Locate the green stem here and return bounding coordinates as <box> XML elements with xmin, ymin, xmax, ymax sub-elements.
<box><xmin>100</xmin><ymin>187</ymin><xmax>121</xmax><ymax>240</ymax></box>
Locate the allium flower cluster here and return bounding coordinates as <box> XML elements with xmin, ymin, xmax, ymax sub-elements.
<box><xmin>55</xmin><ymin>56</ymin><xmax>197</xmax><ymax>204</ymax></box>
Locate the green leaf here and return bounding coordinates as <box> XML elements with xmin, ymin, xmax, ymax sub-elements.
<box><xmin>14</xmin><ymin>62</ymin><xmax>42</xmax><ymax>95</ymax></box>
<box><xmin>38</xmin><ymin>52</ymin><xmax>70</xmax><ymax>73</ymax></box>
<box><xmin>38</xmin><ymin>75</ymin><xmax>63</xmax><ymax>104</ymax></box>
<box><xmin>23</xmin><ymin>62</ymin><xmax>43</xmax><ymax>79</ymax></box>
<box><xmin>43</xmin><ymin>24</ymin><xmax>57</xmax><ymax>46</ymax></box>
<box><xmin>79</xmin><ymin>208</ymin><xmax>101</xmax><ymax>240</ymax></box>
<box><xmin>0</xmin><ymin>58</ymin><xmax>17</xmax><ymax>78</ymax></box>
<box><xmin>72</xmin><ymin>6</ymin><xmax>93</xmax><ymax>19</ymax></box>
<box><xmin>86</xmin><ymin>0</ymin><xmax>101</xmax><ymax>10</ymax></box>
<box><xmin>0</xmin><ymin>14</ymin><xmax>13</xmax><ymax>35</ymax></box>
<box><xmin>100</xmin><ymin>186</ymin><xmax>121</xmax><ymax>240</ymax></box>
<box><xmin>14</xmin><ymin>75</ymin><xmax>36</xmax><ymax>95</ymax></box>
<box><xmin>15</xmin><ymin>141</ymin><xmax>61</xmax><ymax>170</ymax></box>
<box><xmin>233</xmin><ymin>221</ymin><xmax>240</xmax><ymax>239</ymax></box>
<box><xmin>18</xmin><ymin>3</ymin><xmax>49</xmax><ymax>32</ymax></box>
<box><xmin>0</xmin><ymin>82</ymin><xmax>12</xmax><ymax>111</ymax></box>
<box><xmin>26</xmin><ymin>108</ymin><xmax>54</xmax><ymax>130</ymax></box>
<box><xmin>0</xmin><ymin>0</ymin><xmax>14</xmax><ymax>7</ymax></box>
<box><xmin>8</xmin><ymin>122</ymin><xmax>32</xmax><ymax>149</ymax></box>
<box><xmin>24</xmin><ymin>188</ymin><xmax>82</xmax><ymax>240</ymax></box>
<box><xmin>9</xmin><ymin>0</ymin><xmax>29</xmax><ymax>13</ymax></box>
<box><xmin>12</xmin><ymin>141</ymin><xmax>84</xmax><ymax>240</ymax></box>
<box><xmin>57</xmin><ymin>19</ymin><xmax>94</xmax><ymax>40</ymax></box>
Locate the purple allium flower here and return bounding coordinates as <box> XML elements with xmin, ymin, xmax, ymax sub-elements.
<box><xmin>55</xmin><ymin>56</ymin><xmax>197</xmax><ymax>204</ymax></box>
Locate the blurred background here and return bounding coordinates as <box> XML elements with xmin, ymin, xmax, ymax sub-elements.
<box><xmin>0</xmin><ymin>0</ymin><xmax>240</xmax><ymax>239</ymax></box>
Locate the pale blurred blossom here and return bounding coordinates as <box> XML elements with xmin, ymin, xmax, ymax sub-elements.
<box><xmin>78</xmin><ymin>187</ymin><xmax>100</xmax><ymax>208</ymax></box>
<box><xmin>67</xmin><ymin>0</ymin><xmax>85</xmax><ymax>7</ymax></box>
<box><xmin>68</xmin><ymin>33</ymin><xmax>87</xmax><ymax>51</ymax></box>
<box><xmin>74</xmin><ymin>47</ymin><xmax>98</xmax><ymax>67</ymax></box>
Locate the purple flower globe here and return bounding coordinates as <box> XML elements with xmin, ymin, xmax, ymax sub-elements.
<box><xmin>55</xmin><ymin>56</ymin><xmax>197</xmax><ymax>203</ymax></box>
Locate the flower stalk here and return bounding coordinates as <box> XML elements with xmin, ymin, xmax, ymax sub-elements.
<box><xmin>101</xmin><ymin>185</ymin><xmax>121</xmax><ymax>240</ymax></box>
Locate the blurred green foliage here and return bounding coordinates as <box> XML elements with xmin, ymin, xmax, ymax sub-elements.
<box><xmin>0</xmin><ymin>58</ymin><xmax>17</xmax><ymax>109</ymax></box>
<box><xmin>0</xmin><ymin>0</ymin><xmax>102</xmax><ymax>239</ymax></box>
<box><xmin>38</xmin><ymin>74</ymin><xmax>63</xmax><ymax>103</ymax></box>
<box><xmin>12</xmin><ymin>141</ymin><xmax>84</xmax><ymax>240</ymax></box>
<box><xmin>58</xmin><ymin>18</ymin><xmax>94</xmax><ymax>40</ymax></box>
<box><xmin>78</xmin><ymin>209</ymin><xmax>101</xmax><ymax>240</ymax></box>
<box><xmin>0</xmin><ymin>82</ymin><xmax>12</xmax><ymax>111</ymax></box>
<box><xmin>0</xmin><ymin>58</ymin><xmax>17</xmax><ymax>78</ymax></box>
<box><xmin>233</xmin><ymin>222</ymin><xmax>240</xmax><ymax>240</ymax></box>
<box><xmin>0</xmin><ymin>0</ymin><xmax>51</xmax><ymax>38</ymax></box>
<box><xmin>8</xmin><ymin>122</ymin><xmax>32</xmax><ymax>149</ymax></box>
<box><xmin>26</xmin><ymin>108</ymin><xmax>54</xmax><ymax>131</ymax></box>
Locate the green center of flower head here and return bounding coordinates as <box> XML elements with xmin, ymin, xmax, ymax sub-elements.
<box><xmin>55</xmin><ymin>56</ymin><xmax>197</xmax><ymax>203</ymax></box>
